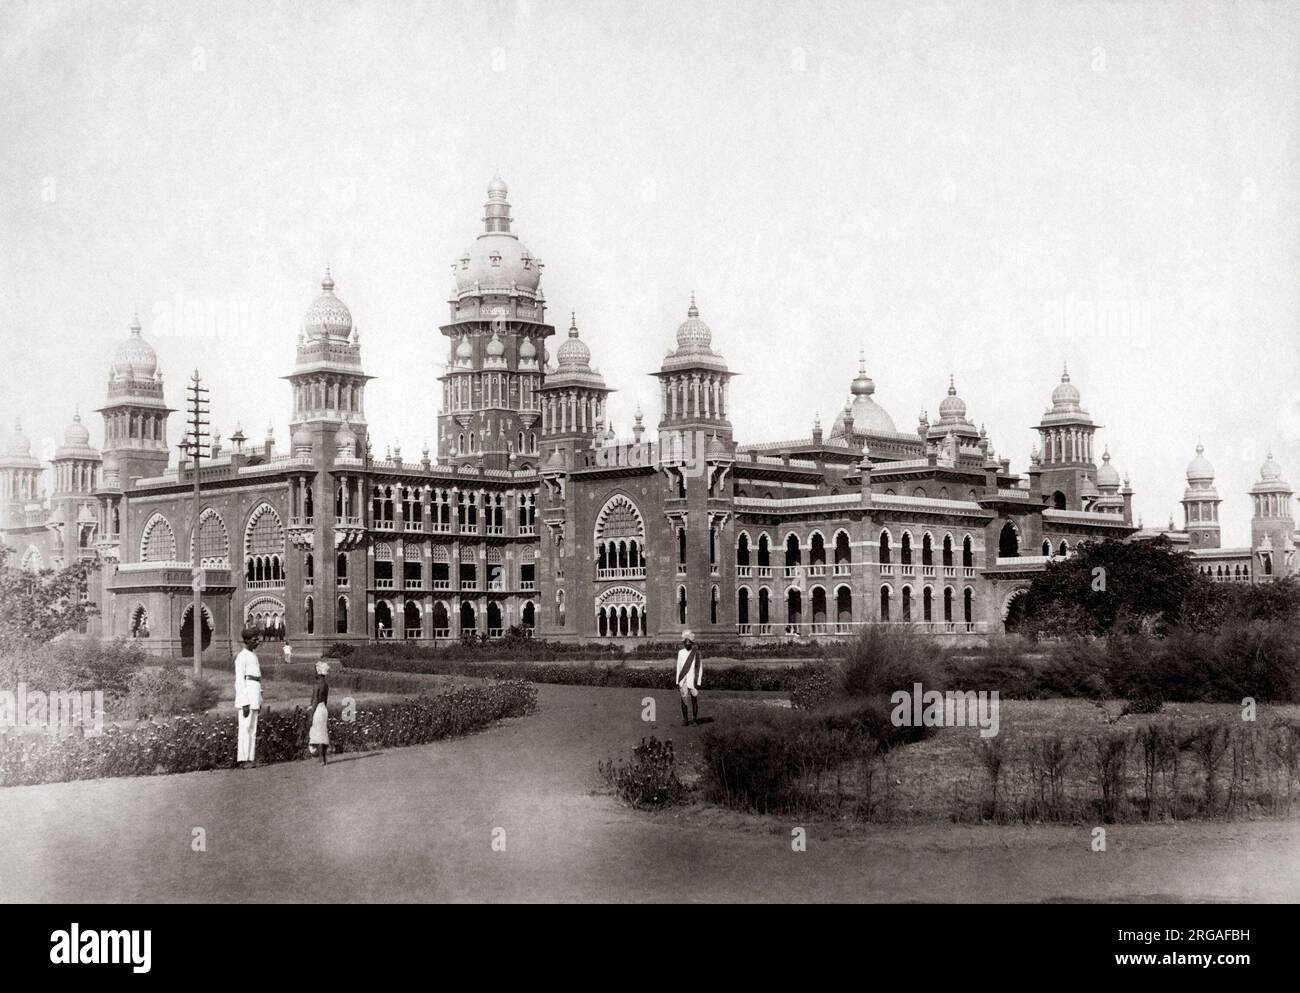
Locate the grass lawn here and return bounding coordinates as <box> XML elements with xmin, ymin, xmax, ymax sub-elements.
<box><xmin>661</xmin><ymin>696</ymin><xmax>1300</xmax><ymax>826</ymax></box>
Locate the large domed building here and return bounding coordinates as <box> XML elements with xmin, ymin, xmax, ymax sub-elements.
<box><xmin>4</xmin><ymin>178</ymin><xmax>1292</xmax><ymax>658</ymax></box>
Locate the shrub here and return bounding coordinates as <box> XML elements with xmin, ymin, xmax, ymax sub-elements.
<box><xmin>0</xmin><ymin>680</ymin><xmax>537</xmax><ymax>787</ymax></box>
<box><xmin>599</xmin><ymin>736</ymin><xmax>686</xmax><ymax>808</ymax></box>
<box><xmin>0</xmin><ymin>637</ymin><xmax>146</xmax><ymax>697</ymax></box>
<box><xmin>837</xmin><ymin>625</ymin><xmax>948</xmax><ymax>700</ymax></box>
<box><xmin>111</xmin><ymin>667</ymin><xmax>220</xmax><ymax>720</ymax></box>
<box><xmin>699</xmin><ymin>698</ymin><xmax>924</xmax><ymax>815</ymax></box>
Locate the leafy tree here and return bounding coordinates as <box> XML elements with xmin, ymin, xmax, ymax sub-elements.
<box><xmin>1006</xmin><ymin>537</ymin><xmax>1216</xmax><ymax>638</ymax></box>
<box><xmin>0</xmin><ymin>544</ymin><xmax>98</xmax><ymax>649</ymax></box>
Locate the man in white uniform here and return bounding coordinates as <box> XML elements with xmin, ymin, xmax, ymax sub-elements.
<box><xmin>234</xmin><ymin>626</ymin><xmax>263</xmax><ymax>767</ymax></box>
<box><xmin>675</xmin><ymin>629</ymin><xmax>703</xmax><ymax>726</ymax></box>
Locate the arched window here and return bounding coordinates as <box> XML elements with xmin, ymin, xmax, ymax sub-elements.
<box><xmin>963</xmin><ymin>535</ymin><xmax>974</xmax><ymax>567</ymax></box>
<box><xmin>998</xmin><ymin>522</ymin><xmax>1019</xmax><ymax>558</ymax></box>
<box><xmin>785</xmin><ymin>533</ymin><xmax>801</xmax><ymax>567</ymax></box>
<box><xmin>963</xmin><ymin>587</ymin><xmax>973</xmax><ymax>623</ymax></box>
<box><xmin>1042</xmin><ymin>540</ymin><xmax>1052</xmax><ymax>557</ymax></box>
<box><xmin>710</xmin><ymin>585</ymin><xmax>720</xmax><ymax>624</ymax></box>
<box><xmin>1058</xmin><ymin>540</ymin><xmax>1069</xmax><ymax>557</ymax></box>
<box><xmin>922</xmin><ymin>586</ymin><xmax>933</xmax><ymax>621</ymax></box>
<box><xmin>245</xmin><ymin>504</ymin><xmax>286</xmax><ymax>584</ymax></box>
<box><xmin>336</xmin><ymin>595</ymin><xmax>349</xmax><ymax>634</ymax></box>
<box><xmin>737</xmin><ymin>587</ymin><xmax>750</xmax><ymax>625</ymax></box>
<box><xmin>900</xmin><ymin>532</ymin><xmax>912</xmax><ymax>565</ymax></box>
<box><xmin>140</xmin><ymin>513</ymin><xmax>176</xmax><ymax>562</ymax></box>
<box><xmin>336</xmin><ymin>552</ymin><xmax>348</xmax><ymax>582</ymax></box>
<box><xmin>901</xmin><ymin>586</ymin><xmax>912</xmax><ymax>622</ymax></box>
<box><xmin>677</xmin><ymin>585</ymin><xmax>688</xmax><ymax>624</ymax></box>
<box><xmin>737</xmin><ymin>532</ymin><xmax>751</xmax><ymax>566</ymax></box>
<box><xmin>757</xmin><ymin>533</ymin><xmax>770</xmax><ymax>567</ymax></box>
<box><xmin>943</xmin><ymin>587</ymin><xmax>953</xmax><ymax>622</ymax></box>
<box><xmin>879</xmin><ymin>585</ymin><xmax>891</xmax><ymax>621</ymax></box>
<box><xmin>921</xmin><ymin>533</ymin><xmax>933</xmax><ymax>566</ymax></box>
<box><xmin>879</xmin><ymin>531</ymin><xmax>891</xmax><ymax>564</ymax></box>
<box><xmin>304</xmin><ymin>596</ymin><xmax>314</xmax><ymax>634</ymax></box>
<box><xmin>758</xmin><ymin>587</ymin><xmax>770</xmax><ymax>624</ymax></box>
<box><xmin>193</xmin><ymin>508</ymin><xmax>230</xmax><ymax>567</ymax></box>
<box><xmin>809</xmin><ymin>533</ymin><xmax>825</xmax><ymax>566</ymax></box>
<box><xmin>834</xmin><ymin>531</ymin><xmax>851</xmax><ymax>567</ymax></box>
<box><xmin>1053</xmin><ymin>491</ymin><xmax>1067</xmax><ymax>510</ymax></box>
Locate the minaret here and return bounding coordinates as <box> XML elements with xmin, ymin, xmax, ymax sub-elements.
<box><xmin>96</xmin><ymin>314</ymin><xmax>173</xmax><ymax>489</ymax></box>
<box><xmin>653</xmin><ymin>294</ymin><xmax>735</xmax><ymax>463</ymax></box>
<box><xmin>0</xmin><ymin>418</ymin><xmax>44</xmax><ymax>533</ymax></box>
<box><xmin>284</xmin><ymin>269</ymin><xmax>373</xmax><ymax>442</ymax></box>
<box><xmin>1093</xmin><ymin>446</ymin><xmax>1125</xmax><ymax>517</ymax></box>
<box><xmin>1250</xmin><ymin>452</ymin><xmax>1294</xmax><ymax>580</ymax></box>
<box><xmin>48</xmin><ymin>410</ymin><xmax>102</xmax><ymax>564</ymax></box>
<box><xmin>1181</xmin><ymin>444</ymin><xmax>1222</xmax><ymax>548</ymax></box>
<box><xmin>538</xmin><ymin>313</ymin><xmax>612</xmax><ymax>465</ymax></box>
<box><xmin>1034</xmin><ymin>364</ymin><xmax>1100</xmax><ymax>510</ymax></box>
<box><xmin>438</xmin><ymin>178</ymin><xmax>554</xmax><ymax>469</ymax></box>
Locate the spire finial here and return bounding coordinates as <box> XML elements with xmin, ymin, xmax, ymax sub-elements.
<box><xmin>948</xmin><ymin>374</ymin><xmax>956</xmax><ymax>395</ymax></box>
<box><xmin>1061</xmin><ymin>361</ymin><xmax>1070</xmax><ymax>382</ymax></box>
<box><xmin>129</xmin><ymin>311</ymin><xmax>142</xmax><ymax>334</ymax></box>
<box><xmin>569</xmin><ymin>311</ymin><xmax>578</xmax><ymax>336</ymax></box>
<box><xmin>858</xmin><ymin>348</ymin><xmax>866</xmax><ymax>374</ymax></box>
<box><xmin>688</xmin><ymin>292</ymin><xmax>698</xmax><ymax>318</ymax></box>
<box><xmin>322</xmin><ymin>265</ymin><xmax>334</xmax><ymax>292</ymax></box>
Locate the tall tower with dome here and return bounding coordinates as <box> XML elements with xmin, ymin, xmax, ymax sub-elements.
<box><xmin>96</xmin><ymin>315</ymin><xmax>173</xmax><ymax>491</ymax></box>
<box><xmin>1249</xmin><ymin>452</ymin><xmax>1294</xmax><ymax>579</ymax></box>
<box><xmin>653</xmin><ymin>295</ymin><xmax>735</xmax><ymax>464</ymax></box>
<box><xmin>1033</xmin><ymin>365</ymin><xmax>1100</xmax><ymax>511</ymax></box>
<box><xmin>438</xmin><ymin>177</ymin><xmax>554</xmax><ymax>470</ymax></box>
<box><xmin>538</xmin><ymin>313</ymin><xmax>611</xmax><ymax>466</ymax></box>
<box><xmin>1181</xmin><ymin>444</ymin><xmax>1222</xmax><ymax>549</ymax></box>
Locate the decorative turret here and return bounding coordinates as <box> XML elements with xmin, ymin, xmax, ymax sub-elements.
<box><xmin>283</xmin><ymin>269</ymin><xmax>373</xmax><ymax>450</ymax></box>
<box><xmin>1033</xmin><ymin>363</ymin><xmax>1101</xmax><ymax>510</ymax></box>
<box><xmin>539</xmin><ymin>313</ymin><xmax>613</xmax><ymax>465</ymax></box>
<box><xmin>1250</xmin><ymin>451</ymin><xmax>1294</xmax><ymax>580</ymax></box>
<box><xmin>96</xmin><ymin>314</ymin><xmax>173</xmax><ymax>488</ymax></box>
<box><xmin>1180</xmin><ymin>443</ymin><xmax>1222</xmax><ymax>547</ymax></box>
<box><xmin>654</xmin><ymin>294</ymin><xmax>734</xmax><ymax>468</ymax></box>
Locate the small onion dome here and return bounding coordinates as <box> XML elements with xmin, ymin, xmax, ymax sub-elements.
<box><xmin>111</xmin><ymin>313</ymin><xmax>158</xmax><ymax>378</ymax></box>
<box><xmin>831</xmin><ymin>352</ymin><xmax>898</xmax><ymax>438</ymax></box>
<box><xmin>518</xmin><ymin>336</ymin><xmax>537</xmax><ymax>360</ymax></box>
<box><xmin>1050</xmin><ymin>363</ymin><xmax>1082</xmax><ymax>409</ymax></box>
<box><xmin>6</xmin><ymin>417</ymin><xmax>32</xmax><ymax>458</ymax></box>
<box><xmin>303</xmin><ymin>268</ymin><xmax>353</xmax><ymax>340</ymax></box>
<box><xmin>335</xmin><ymin>416</ymin><xmax>358</xmax><ymax>456</ymax></box>
<box><xmin>63</xmin><ymin>411</ymin><xmax>91</xmax><ymax>448</ymax></box>
<box><xmin>557</xmin><ymin>315</ymin><xmax>592</xmax><ymax>369</ymax></box>
<box><xmin>1097</xmin><ymin>447</ymin><xmax>1121</xmax><ymax>489</ymax></box>
<box><xmin>486</xmin><ymin>331</ymin><xmax>505</xmax><ymax>358</ymax></box>
<box><xmin>1079</xmin><ymin>474</ymin><xmax>1100</xmax><ymax>498</ymax></box>
<box><xmin>675</xmin><ymin>294</ymin><xmax>713</xmax><ymax>352</ymax></box>
<box><xmin>292</xmin><ymin>425</ymin><xmax>313</xmax><ymax>456</ymax></box>
<box><xmin>456</xmin><ymin>334</ymin><xmax>473</xmax><ymax>362</ymax></box>
<box><xmin>1185</xmin><ymin>443</ymin><xmax>1215</xmax><ymax>485</ymax></box>
<box><xmin>544</xmin><ymin>447</ymin><xmax>568</xmax><ymax>471</ymax></box>
<box><xmin>937</xmin><ymin>376</ymin><xmax>966</xmax><ymax>422</ymax></box>
<box><xmin>1259</xmin><ymin>451</ymin><xmax>1286</xmax><ymax>483</ymax></box>
<box><xmin>705</xmin><ymin>433</ymin><xmax>730</xmax><ymax>460</ymax></box>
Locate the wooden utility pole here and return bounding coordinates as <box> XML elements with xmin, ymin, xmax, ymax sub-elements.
<box><xmin>183</xmin><ymin>370</ymin><xmax>210</xmax><ymax>677</ymax></box>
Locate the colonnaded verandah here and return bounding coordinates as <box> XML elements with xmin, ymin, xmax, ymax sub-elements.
<box><xmin>0</xmin><ymin>179</ymin><xmax>1293</xmax><ymax>658</ymax></box>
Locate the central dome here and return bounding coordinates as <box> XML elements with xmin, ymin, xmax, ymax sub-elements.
<box><xmin>1051</xmin><ymin>365</ymin><xmax>1082</xmax><ymax>410</ymax></box>
<box><xmin>453</xmin><ymin>178</ymin><xmax>542</xmax><ymax>297</ymax></box>
<box><xmin>111</xmin><ymin>314</ymin><xmax>158</xmax><ymax>378</ymax></box>
<box><xmin>830</xmin><ymin>353</ymin><xmax>898</xmax><ymax>438</ymax></box>
<box><xmin>1186</xmin><ymin>443</ymin><xmax>1215</xmax><ymax>485</ymax></box>
<box><xmin>303</xmin><ymin>269</ymin><xmax>353</xmax><ymax>340</ymax></box>
<box><xmin>675</xmin><ymin>295</ymin><xmax>713</xmax><ymax>353</ymax></box>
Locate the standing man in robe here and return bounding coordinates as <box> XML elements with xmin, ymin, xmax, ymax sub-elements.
<box><xmin>675</xmin><ymin>629</ymin><xmax>703</xmax><ymax>726</ymax></box>
<box><xmin>234</xmin><ymin>626</ymin><xmax>263</xmax><ymax>768</ymax></box>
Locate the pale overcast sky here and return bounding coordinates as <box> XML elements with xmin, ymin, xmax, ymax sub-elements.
<box><xmin>2</xmin><ymin>0</ymin><xmax>1297</xmax><ymax>545</ymax></box>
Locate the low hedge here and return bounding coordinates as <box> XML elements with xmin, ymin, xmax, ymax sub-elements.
<box><xmin>331</xmin><ymin>636</ymin><xmax>835</xmax><ymax>665</ymax></box>
<box><xmin>699</xmin><ymin>698</ymin><xmax>932</xmax><ymax>815</ymax></box>
<box><xmin>0</xmin><ymin>680</ymin><xmax>537</xmax><ymax>788</ymax></box>
<box><xmin>340</xmin><ymin>654</ymin><xmax>833</xmax><ymax>693</ymax></box>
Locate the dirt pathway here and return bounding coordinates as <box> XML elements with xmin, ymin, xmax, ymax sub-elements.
<box><xmin>0</xmin><ymin>685</ymin><xmax>1296</xmax><ymax>902</ymax></box>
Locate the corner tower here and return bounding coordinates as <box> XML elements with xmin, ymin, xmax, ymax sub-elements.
<box><xmin>438</xmin><ymin>178</ymin><xmax>554</xmax><ymax>469</ymax></box>
<box><xmin>1250</xmin><ymin>452</ymin><xmax>1294</xmax><ymax>580</ymax></box>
